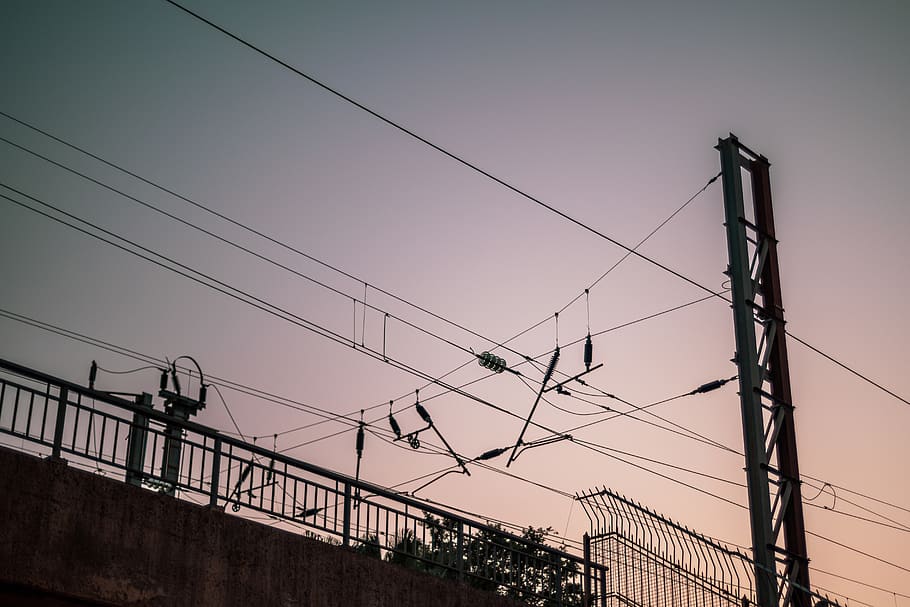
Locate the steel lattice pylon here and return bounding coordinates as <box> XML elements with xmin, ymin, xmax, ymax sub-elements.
<box><xmin>717</xmin><ymin>135</ymin><xmax>811</xmax><ymax>607</ymax></box>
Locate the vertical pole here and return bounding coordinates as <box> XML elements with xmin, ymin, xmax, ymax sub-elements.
<box><xmin>126</xmin><ymin>392</ymin><xmax>152</xmax><ymax>487</ymax></box>
<box><xmin>456</xmin><ymin>522</ymin><xmax>465</xmax><ymax>581</ymax></box>
<box><xmin>751</xmin><ymin>158</ymin><xmax>811</xmax><ymax>607</ymax></box>
<box><xmin>718</xmin><ymin>135</ymin><xmax>778</xmax><ymax>607</ymax></box>
<box><xmin>51</xmin><ymin>386</ymin><xmax>68</xmax><ymax>459</ymax></box>
<box><xmin>342</xmin><ymin>482</ymin><xmax>352</xmax><ymax>547</ymax></box>
<box><xmin>584</xmin><ymin>533</ymin><xmax>592</xmax><ymax>607</ymax></box>
<box><xmin>209</xmin><ymin>437</ymin><xmax>222</xmax><ymax>507</ymax></box>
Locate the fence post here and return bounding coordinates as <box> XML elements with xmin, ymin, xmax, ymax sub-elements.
<box><xmin>551</xmin><ymin>550</ymin><xmax>563</xmax><ymax>606</ymax></box>
<box><xmin>209</xmin><ymin>437</ymin><xmax>222</xmax><ymax>507</ymax></box>
<box><xmin>342</xmin><ymin>482</ymin><xmax>352</xmax><ymax>547</ymax></box>
<box><xmin>51</xmin><ymin>387</ymin><xmax>68</xmax><ymax>460</ymax></box>
<box><xmin>456</xmin><ymin>522</ymin><xmax>465</xmax><ymax>581</ymax></box>
<box><xmin>584</xmin><ymin>533</ymin><xmax>592</xmax><ymax>607</ymax></box>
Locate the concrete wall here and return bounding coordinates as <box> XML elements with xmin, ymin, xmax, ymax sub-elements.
<box><xmin>0</xmin><ymin>447</ymin><xmax>524</xmax><ymax>607</ymax></box>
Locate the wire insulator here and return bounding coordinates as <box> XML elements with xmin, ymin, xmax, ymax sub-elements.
<box><xmin>477</xmin><ymin>351</ymin><xmax>507</xmax><ymax>373</ymax></box>
<box><xmin>416</xmin><ymin>403</ymin><xmax>433</xmax><ymax>425</ymax></box>
<box><xmin>693</xmin><ymin>378</ymin><xmax>728</xmax><ymax>394</ymax></box>
<box><xmin>159</xmin><ymin>368</ymin><xmax>168</xmax><ymax>391</ymax></box>
<box><xmin>198</xmin><ymin>384</ymin><xmax>207</xmax><ymax>405</ymax></box>
<box><xmin>389</xmin><ymin>413</ymin><xmax>402</xmax><ymax>439</ymax></box>
<box><xmin>170</xmin><ymin>363</ymin><xmax>181</xmax><ymax>395</ymax></box>
<box><xmin>584</xmin><ymin>334</ymin><xmax>593</xmax><ymax>371</ymax></box>
<box><xmin>542</xmin><ymin>347</ymin><xmax>560</xmax><ymax>386</ymax></box>
<box><xmin>356</xmin><ymin>424</ymin><xmax>365</xmax><ymax>456</ymax></box>
<box><xmin>476</xmin><ymin>447</ymin><xmax>508</xmax><ymax>461</ymax></box>
<box><xmin>89</xmin><ymin>360</ymin><xmax>97</xmax><ymax>390</ymax></box>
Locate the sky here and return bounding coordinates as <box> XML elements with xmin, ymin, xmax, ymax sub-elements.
<box><xmin>1</xmin><ymin>1</ymin><xmax>908</xmax><ymax>605</ymax></box>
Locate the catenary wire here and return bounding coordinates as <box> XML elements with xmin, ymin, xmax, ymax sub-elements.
<box><xmin>0</xmin><ymin>135</ymin><xmax>479</xmax><ymax>360</ymax></box>
<box><xmin>0</xmin><ymin>110</ymin><xmax>754</xmax><ymax>487</ymax></box>
<box><xmin>0</xmin><ymin>188</ymin><xmax>751</xmax><ymax>512</ymax></box>
<box><xmin>159</xmin><ymin>2</ymin><xmax>910</xmax><ymax>416</ymax></box>
<box><xmin>162</xmin><ymin>0</ymin><xmax>728</xmax><ymax>303</ymax></box>
<box><xmin>0</xmin><ymin>112</ymin><xmax>729</xmax><ymax>446</ymax></box>
<box><xmin>6</xmin><ymin>172</ymin><xmax>909</xmax><ymax>562</ymax></box>
<box><xmin>5</xmin><ymin>308</ymin><xmax>901</xmax><ymax>543</ymax></box>
<box><xmin>0</xmin><ymin>185</ymin><xmax>533</xmax><ymax>431</ymax></box>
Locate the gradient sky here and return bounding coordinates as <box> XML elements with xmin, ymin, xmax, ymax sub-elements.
<box><xmin>1</xmin><ymin>2</ymin><xmax>908</xmax><ymax>605</ymax></box>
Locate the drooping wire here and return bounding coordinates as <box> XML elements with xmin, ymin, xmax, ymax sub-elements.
<box><xmin>95</xmin><ymin>364</ymin><xmax>160</xmax><ymax>375</ymax></box>
<box><xmin>210</xmin><ymin>383</ymin><xmax>247</xmax><ymax>442</ymax></box>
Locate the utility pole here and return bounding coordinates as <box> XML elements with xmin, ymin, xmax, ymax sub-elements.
<box><xmin>718</xmin><ymin>134</ymin><xmax>811</xmax><ymax>607</ymax></box>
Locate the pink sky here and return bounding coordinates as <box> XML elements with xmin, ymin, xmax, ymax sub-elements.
<box><xmin>1</xmin><ymin>2</ymin><xmax>908</xmax><ymax>604</ymax></box>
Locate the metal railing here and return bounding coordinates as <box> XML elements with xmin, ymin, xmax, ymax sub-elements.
<box><xmin>0</xmin><ymin>358</ymin><xmax>602</xmax><ymax>606</ymax></box>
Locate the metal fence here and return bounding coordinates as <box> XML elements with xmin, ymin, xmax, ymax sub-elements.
<box><xmin>0</xmin><ymin>358</ymin><xmax>603</xmax><ymax>606</ymax></box>
<box><xmin>578</xmin><ymin>487</ymin><xmax>843</xmax><ymax>607</ymax></box>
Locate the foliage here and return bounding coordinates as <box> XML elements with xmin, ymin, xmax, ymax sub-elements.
<box><xmin>356</xmin><ymin>513</ymin><xmax>583</xmax><ymax>606</ymax></box>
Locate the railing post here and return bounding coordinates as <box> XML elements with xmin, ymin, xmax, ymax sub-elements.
<box><xmin>584</xmin><ymin>533</ymin><xmax>592</xmax><ymax>607</ymax></box>
<box><xmin>551</xmin><ymin>550</ymin><xmax>563</xmax><ymax>606</ymax></box>
<box><xmin>456</xmin><ymin>521</ymin><xmax>465</xmax><ymax>581</ymax></box>
<box><xmin>342</xmin><ymin>482</ymin><xmax>352</xmax><ymax>547</ymax></box>
<box><xmin>51</xmin><ymin>386</ymin><xmax>68</xmax><ymax>460</ymax></box>
<box><xmin>209</xmin><ymin>437</ymin><xmax>222</xmax><ymax>507</ymax></box>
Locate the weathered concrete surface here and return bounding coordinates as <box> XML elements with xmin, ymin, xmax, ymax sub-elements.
<box><xmin>0</xmin><ymin>447</ymin><xmax>524</xmax><ymax>607</ymax></box>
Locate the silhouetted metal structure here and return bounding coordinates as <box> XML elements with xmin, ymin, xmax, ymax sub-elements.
<box><xmin>580</xmin><ymin>487</ymin><xmax>755</xmax><ymax>607</ymax></box>
<box><xmin>718</xmin><ymin>135</ymin><xmax>812</xmax><ymax>607</ymax></box>
<box><xmin>578</xmin><ymin>488</ymin><xmax>838</xmax><ymax>607</ymax></box>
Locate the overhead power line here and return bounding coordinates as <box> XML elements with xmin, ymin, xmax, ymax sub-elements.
<box><xmin>163</xmin><ymin>0</ymin><xmax>728</xmax><ymax>304</ymax></box>
<box><xmin>807</xmin><ymin>530</ymin><xmax>910</xmax><ymax>575</ymax></box>
<box><xmin>160</xmin><ymin>1</ymin><xmax>910</xmax><ymax>418</ymax></box>
<box><xmin>0</xmin><ymin>188</ymin><xmax>753</xmax><ymax>509</ymax></box>
<box><xmin>0</xmin><ymin>110</ymin><xmax>726</xmax><ymax>440</ymax></box>
<box><xmin>0</xmin><ymin>135</ymin><xmax>481</xmax><ymax>360</ymax></box>
<box><xmin>0</xmin><ymin>121</ymin><xmax>737</xmax><ymax>456</ymax></box>
<box><xmin>786</xmin><ymin>331</ymin><xmax>910</xmax><ymax>408</ymax></box>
